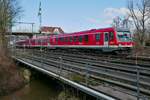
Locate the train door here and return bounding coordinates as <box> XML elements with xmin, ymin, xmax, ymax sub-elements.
<box><xmin>104</xmin><ymin>32</ymin><xmax>109</xmax><ymax>47</ymax></box>
<box><xmin>48</xmin><ymin>38</ymin><xmax>51</xmax><ymax>46</ymax></box>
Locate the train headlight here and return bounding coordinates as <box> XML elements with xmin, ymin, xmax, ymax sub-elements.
<box><xmin>118</xmin><ymin>44</ymin><xmax>121</xmax><ymax>47</ymax></box>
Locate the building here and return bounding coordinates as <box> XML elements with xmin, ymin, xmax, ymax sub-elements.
<box><xmin>40</xmin><ymin>26</ymin><xmax>64</xmax><ymax>34</ymax></box>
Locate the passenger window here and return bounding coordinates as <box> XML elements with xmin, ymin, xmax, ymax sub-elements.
<box><xmin>56</xmin><ymin>38</ymin><xmax>58</xmax><ymax>41</ymax></box>
<box><xmin>67</xmin><ymin>37</ymin><xmax>69</xmax><ymax>42</ymax></box>
<box><xmin>73</xmin><ymin>36</ymin><xmax>75</xmax><ymax>42</ymax></box>
<box><xmin>42</xmin><ymin>39</ymin><xmax>45</xmax><ymax>43</ymax></box>
<box><xmin>60</xmin><ymin>37</ymin><xmax>64</xmax><ymax>42</ymax></box>
<box><xmin>58</xmin><ymin>38</ymin><xmax>60</xmax><ymax>42</ymax></box>
<box><xmin>70</xmin><ymin>37</ymin><xmax>73</xmax><ymax>42</ymax></box>
<box><xmin>32</xmin><ymin>40</ymin><xmax>35</xmax><ymax>43</ymax></box>
<box><xmin>44</xmin><ymin>39</ymin><xmax>47</xmax><ymax>43</ymax></box>
<box><xmin>95</xmin><ymin>34</ymin><xmax>100</xmax><ymax>41</ymax></box>
<box><xmin>73</xmin><ymin>36</ymin><xmax>77</xmax><ymax>42</ymax></box>
<box><xmin>109</xmin><ymin>32</ymin><xmax>114</xmax><ymax>40</ymax></box>
<box><xmin>79</xmin><ymin>36</ymin><xmax>82</xmax><ymax>42</ymax></box>
<box><xmin>84</xmin><ymin>35</ymin><xmax>88</xmax><ymax>42</ymax></box>
<box><xmin>75</xmin><ymin>36</ymin><xmax>78</xmax><ymax>42</ymax></box>
<box><xmin>41</xmin><ymin>39</ymin><xmax>44</xmax><ymax>43</ymax></box>
<box><xmin>64</xmin><ymin>37</ymin><xmax>67</xmax><ymax>42</ymax></box>
<box><xmin>35</xmin><ymin>40</ymin><xmax>37</xmax><ymax>44</ymax></box>
<box><xmin>38</xmin><ymin>39</ymin><xmax>41</xmax><ymax>44</ymax></box>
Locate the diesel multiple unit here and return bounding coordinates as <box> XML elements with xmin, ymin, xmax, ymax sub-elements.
<box><xmin>16</xmin><ymin>27</ymin><xmax>134</xmax><ymax>52</ymax></box>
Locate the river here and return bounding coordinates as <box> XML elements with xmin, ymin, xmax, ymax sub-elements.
<box><xmin>0</xmin><ymin>72</ymin><xmax>62</xmax><ymax>100</ymax></box>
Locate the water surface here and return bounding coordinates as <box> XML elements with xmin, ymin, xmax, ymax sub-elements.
<box><xmin>0</xmin><ymin>75</ymin><xmax>61</xmax><ymax>100</ymax></box>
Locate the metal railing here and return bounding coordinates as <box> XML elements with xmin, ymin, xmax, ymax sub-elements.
<box><xmin>10</xmin><ymin>47</ymin><xmax>150</xmax><ymax>100</ymax></box>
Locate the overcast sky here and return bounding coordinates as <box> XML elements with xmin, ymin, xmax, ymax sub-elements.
<box><xmin>16</xmin><ymin>0</ymin><xmax>129</xmax><ymax>32</ymax></box>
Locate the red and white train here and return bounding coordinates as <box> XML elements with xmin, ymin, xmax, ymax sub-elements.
<box><xmin>15</xmin><ymin>27</ymin><xmax>134</xmax><ymax>52</ymax></box>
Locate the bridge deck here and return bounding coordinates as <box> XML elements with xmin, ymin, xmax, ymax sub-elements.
<box><xmin>13</xmin><ymin>56</ymin><xmax>116</xmax><ymax>100</ymax></box>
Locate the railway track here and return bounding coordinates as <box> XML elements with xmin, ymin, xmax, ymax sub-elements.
<box><xmin>30</xmin><ymin>49</ymin><xmax>150</xmax><ymax>75</ymax></box>
<box><xmin>29</xmin><ymin>49</ymin><xmax>150</xmax><ymax>68</ymax></box>
<box><xmin>48</xmin><ymin>49</ymin><xmax>150</xmax><ymax>67</ymax></box>
<box><xmin>15</xmin><ymin>49</ymin><xmax>150</xmax><ymax>99</ymax></box>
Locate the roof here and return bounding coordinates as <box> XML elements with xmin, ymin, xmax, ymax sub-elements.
<box><xmin>53</xmin><ymin>27</ymin><xmax>115</xmax><ymax>38</ymax></box>
<box><xmin>41</xmin><ymin>26</ymin><xmax>64</xmax><ymax>34</ymax></box>
<box><xmin>116</xmin><ymin>28</ymin><xmax>130</xmax><ymax>32</ymax></box>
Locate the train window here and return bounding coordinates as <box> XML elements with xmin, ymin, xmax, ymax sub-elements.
<box><xmin>74</xmin><ymin>36</ymin><xmax>78</xmax><ymax>42</ymax></box>
<box><xmin>58</xmin><ymin>38</ymin><xmax>60</xmax><ymax>42</ymax></box>
<box><xmin>42</xmin><ymin>39</ymin><xmax>44</xmax><ymax>43</ymax></box>
<box><xmin>60</xmin><ymin>37</ymin><xmax>64</xmax><ymax>42</ymax></box>
<box><xmin>76</xmin><ymin>36</ymin><xmax>78</xmax><ymax>42</ymax></box>
<box><xmin>59</xmin><ymin>38</ymin><xmax>62</xmax><ymax>41</ymax></box>
<box><xmin>44</xmin><ymin>39</ymin><xmax>47</xmax><ymax>43</ymax></box>
<box><xmin>46</xmin><ymin>39</ymin><xmax>49</xmax><ymax>43</ymax></box>
<box><xmin>42</xmin><ymin>39</ymin><xmax>45</xmax><ymax>43</ymax></box>
<box><xmin>38</xmin><ymin>39</ymin><xmax>41</xmax><ymax>44</ymax></box>
<box><xmin>73</xmin><ymin>36</ymin><xmax>75</xmax><ymax>42</ymax></box>
<box><xmin>109</xmin><ymin>32</ymin><xmax>114</xmax><ymax>40</ymax></box>
<box><xmin>56</xmin><ymin>38</ymin><xmax>58</xmax><ymax>43</ymax></box>
<box><xmin>32</xmin><ymin>40</ymin><xmax>35</xmax><ymax>43</ymax></box>
<box><xmin>64</xmin><ymin>37</ymin><xmax>67</xmax><ymax>42</ymax></box>
<box><xmin>79</xmin><ymin>36</ymin><xmax>82</xmax><ymax>42</ymax></box>
<box><xmin>70</xmin><ymin>37</ymin><xmax>73</xmax><ymax>42</ymax></box>
<box><xmin>36</xmin><ymin>40</ymin><xmax>39</xmax><ymax>44</ymax></box>
<box><xmin>44</xmin><ymin>39</ymin><xmax>46</xmax><ymax>43</ymax></box>
<box><xmin>95</xmin><ymin>33</ymin><xmax>100</xmax><ymax>41</ymax></box>
<box><xmin>67</xmin><ymin>37</ymin><xmax>69</xmax><ymax>42</ymax></box>
<box><xmin>35</xmin><ymin>40</ymin><xmax>37</xmax><ymax>43</ymax></box>
<box><xmin>66</xmin><ymin>37</ymin><xmax>69</xmax><ymax>42</ymax></box>
<box><xmin>84</xmin><ymin>35</ymin><xmax>88</xmax><ymax>42</ymax></box>
<box><xmin>41</xmin><ymin>39</ymin><xmax>44</xmax><ymax>43</ymax></box>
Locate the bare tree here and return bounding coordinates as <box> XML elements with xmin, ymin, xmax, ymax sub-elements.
<box><xmin>0</xmin><ymin>0</ymin><xmax>21</xmax><ymax>54</ymax></box>
<box><xmin>0</xmin><ymin>0</ymin><xmax>24</xmax><ymax>95</ymax></box>
<box><xmin>128</xmin><ymin>0</ymin><xmax>150</xmax><ymax>46</ymax></box>
<box><xmin>112</xmin><ymin>16</ymin><xmax>132</xmax><ymax>29</ymax></box>
<box><xmin>112</xmin><ymin>16</ymin><xmax>122</xmax><ymax>28</ymax></box>
<box><xmin>122</xmin><ymin>16</ymin><xmax>133</xmax><ymax>29</ymax></box>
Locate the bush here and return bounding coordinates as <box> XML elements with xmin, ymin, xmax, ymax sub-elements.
<box><xmin>0</xmin><ymin>49</ymin><xmax>25</xmax><ymax>96</ymax></box>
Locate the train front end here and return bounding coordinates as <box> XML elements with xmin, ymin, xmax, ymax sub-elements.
<box><xmin>116</xmin><ymin>29</ymin><xmax>134</xmax><ymax>51</ymax></box>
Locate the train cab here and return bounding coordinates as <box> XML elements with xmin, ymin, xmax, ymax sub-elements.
<box><xmin>116</xmin><ymin>29</ymin><xmax>133</xmax><ymax>50</ymax></box>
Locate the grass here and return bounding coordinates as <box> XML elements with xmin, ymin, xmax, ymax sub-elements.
<box><xmin>68</xmin><ymin>73</ymin><xmax>85</xmax><ymax>83</ymax></box>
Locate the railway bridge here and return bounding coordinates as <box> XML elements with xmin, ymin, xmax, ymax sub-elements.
<box><xmin>11</xmin><ymin>48</ymin><xmax>150</xmax><ymax>100</ymax></box>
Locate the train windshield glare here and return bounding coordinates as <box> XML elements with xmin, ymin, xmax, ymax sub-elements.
<box><xmin>117</xmin><ymin>31</ymin><xmax>132</xmax><ymax>42</ymax></box>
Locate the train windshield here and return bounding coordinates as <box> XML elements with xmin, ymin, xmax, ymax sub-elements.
<box><xmin>117</xmin><ymin>31</ymin><xmax>132</xmax><ymax>42</ymax></box>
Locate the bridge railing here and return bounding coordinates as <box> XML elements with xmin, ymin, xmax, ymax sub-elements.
<box><xmin>12</xmin><ymin>22</ymin><xmax>38</xmax><ymax>33</ymax></box>
<box><xmin>10</xmin><ymin>48</ymin><xmax>116</xmax><ymax>100</ymax></box>
<box><xmin>10</xmin><ymin>47</ymin><xmax>150</xmax><ymax>100</ymax></box>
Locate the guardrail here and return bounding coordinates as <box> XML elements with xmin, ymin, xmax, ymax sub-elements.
<box><xmin>10</xmin><ymin>48</ymin><xmax>150</xmax><ymax>100</ymax></box>
<box><xmin>11</xmin><ymin>50</ymin><xmax>116</xmax><ymax>100</ymax></box>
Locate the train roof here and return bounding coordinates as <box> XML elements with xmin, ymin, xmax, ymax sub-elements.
<box><xmin>53</xmin><ymin>27</ymin><xmax>115</xmax><ymax>37</ymax></box>
<box><xmin>116</xmin><ymin>28</ymin><xmax>130</xmax><ymax>32</ymax></box>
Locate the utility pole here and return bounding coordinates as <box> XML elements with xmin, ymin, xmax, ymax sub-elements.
<box><xmin>38</xmin><ymin>1</ymin><xmax>42</xmax><ymax>33</ymax></box>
